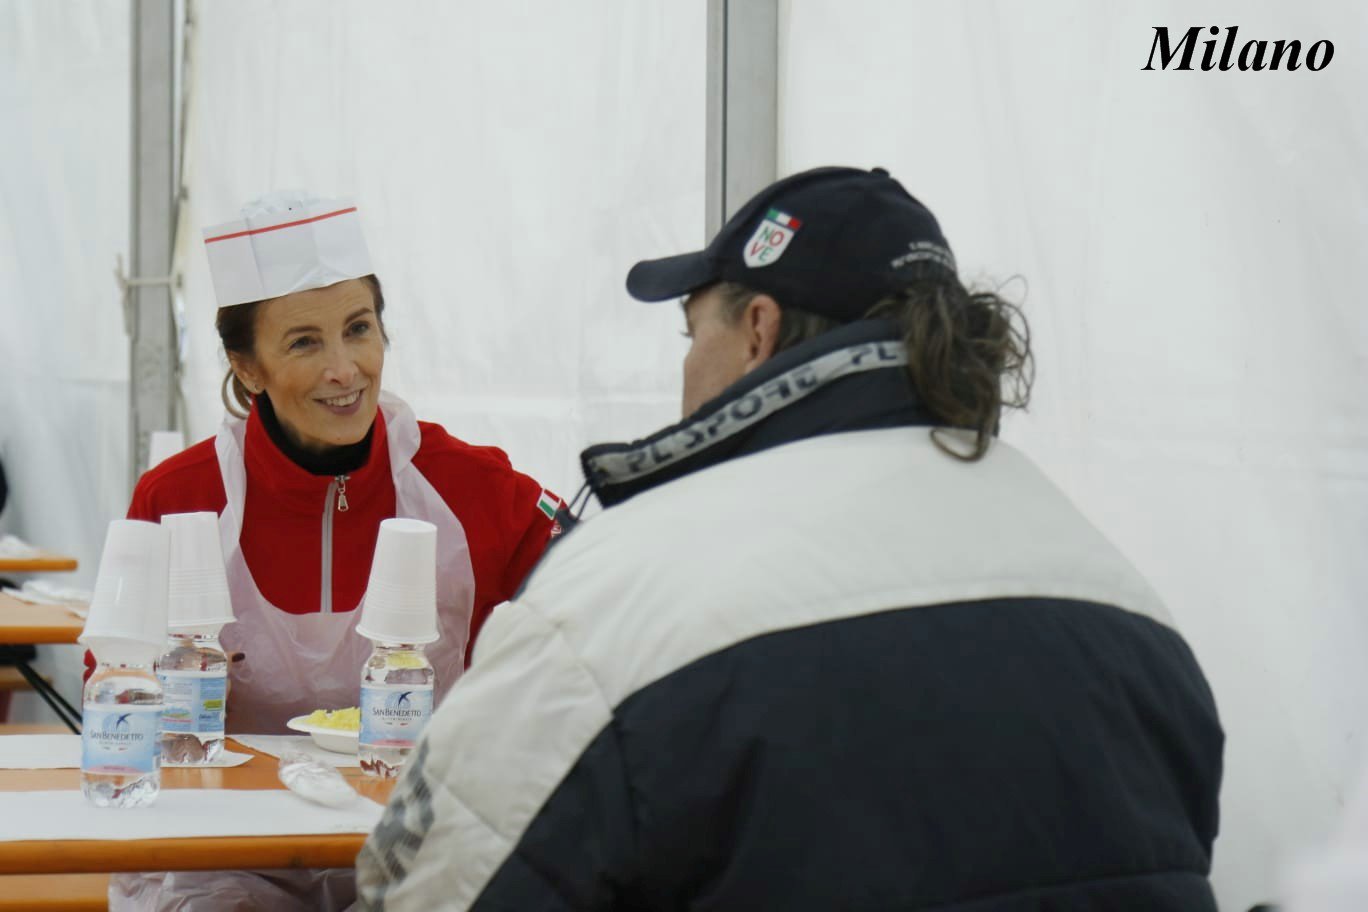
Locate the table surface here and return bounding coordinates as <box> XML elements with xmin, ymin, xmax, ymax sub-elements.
<box><xmin>0</xmin><ymin>738</ymin><xmax>396</xmax><ymax>874</ymax></box>
<box><xmin>0</xmin><ymin>592</ymin><xmax>86</xmax><ymax>645</ymax></box>
<box><xmin>0</xmin><ymin>554</ymin><xmax>78</xmax><ymax>573</ymax></box>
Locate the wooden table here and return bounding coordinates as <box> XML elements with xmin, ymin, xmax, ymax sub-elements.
<box><xmin>0</xmin><ymin>739</ymin><xmax>394</xmax><ymax>874</ymax></box>
<box><xmin>0</xmin><ymin>555</ymin><xmax>78</xmax><ymax>574</ymax></box>
<box><xmin>0</xmin><ymin>592</ymin><xmax>87</xmax><ymax>732</ymax></box>
<box><xmin>0</xmin><ymin>592</ymin><xmax>85</xmax><ymax>646</ymax></box>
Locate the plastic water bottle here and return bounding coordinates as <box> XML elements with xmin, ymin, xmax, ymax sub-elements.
<box><xmin>156</xmin><ymin>630</ymin><xmax>228</xmax><ymax>764</ymax></box>
<box><xmin>359</xmin><ymin>641</ymin><xmax>434</xmax><ymax>779</ymax></box>
<box><xmin>82</xmin><ymin>659</ymin><xmax>163</xmax><ymax>807</ymax></box>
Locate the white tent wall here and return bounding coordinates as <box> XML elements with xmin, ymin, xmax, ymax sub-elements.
<box><xmin>2</xmin><ymin>0</ymin><xmax>704</xmax><ymax>714</ymax></box>
<box><xmin>779</xmin><ymin>1</ymin><xmax>1366</xmax><ymax>908</ymax></box>
<box><xmin>2</xmin><ymin>0</ymin><xmax>1364</xmax><ymax>905</ymax></box>
<box><xmin>0</xmin><ymin>1</ymin><xmax>131</xmax><ymax>720</ymax></box>
<box><xmin>176</xmin><ymin>0</ymin><xmax>705</xmax><ymax>495</ymax></box>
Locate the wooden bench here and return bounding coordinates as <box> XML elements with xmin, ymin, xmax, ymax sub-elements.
<box><xmin>0</xmin><ymin>666</ymin><xmax>53</xmax><ymax>724</ymax></box>
<box><xmin>0</xmin><ymin>722</ymin><xmax>69</xmax><ymax>734</ymax></box>
<box><xmin>0</xmin><ymin>666</ymin><xmax>50</xmax><ymax>691</ymax></box>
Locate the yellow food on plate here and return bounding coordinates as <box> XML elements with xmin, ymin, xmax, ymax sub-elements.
<box><xmin>304</xmin><ymin>707</ymin><xmax>360</xmax><ymax>731</ymax></box>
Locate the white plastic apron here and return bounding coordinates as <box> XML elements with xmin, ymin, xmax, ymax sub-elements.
<box><xmin>213</xmin><ymin>391</ymin><xmax>475</xmax><ymax>734</ymax></box>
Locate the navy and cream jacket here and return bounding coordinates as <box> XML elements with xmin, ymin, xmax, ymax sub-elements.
<box><xmin>357</xmin><ymin>321</ymin><xmax>1224</xmax><ymax>911</ymax></box>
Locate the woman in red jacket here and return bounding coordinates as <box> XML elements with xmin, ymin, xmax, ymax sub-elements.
<box><xmin>103</xmin><ymin>193</ymin><xmax>559</xmax><ymax>735</ymax></box>
<box><xmin>108</xmin><ymin>193</ymin><xmax>560</xmax><ymax>910</ymax></box>
<box><xmin>114</xmin><ymin>194</ymin><xmax>558</xmax><ymax>732</ymax></box>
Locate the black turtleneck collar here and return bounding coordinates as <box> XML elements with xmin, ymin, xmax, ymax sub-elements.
<box><xmin>581</xmin><ymin>319</ymin><xmax>939</xmax><ymax>508</ymax></box>
<box><xmin>255</xmin><ymin>393</ymin><xmax>374</xmax><ymax>477</ymax></box>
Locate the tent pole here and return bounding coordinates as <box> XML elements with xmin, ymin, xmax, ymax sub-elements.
<box><xmin>128</xmin><ymin>0</ymin><xmax>177</xmax><ymax>491</ymax></box>
<box><xmin>706</xmin><ymin>0</ymin><xmax>778</xmax><ymax>238</ymax></box>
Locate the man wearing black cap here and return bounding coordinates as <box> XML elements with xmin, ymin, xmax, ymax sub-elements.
<box><xmin>358</xmin><ymin>167</ymin><xmax>1224</xmax><ymax>911</ymax></box>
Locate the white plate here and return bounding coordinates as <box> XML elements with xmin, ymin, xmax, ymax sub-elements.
<box><xmin>285</xmin><ymin>715</ymin><xmax>359</xmax><ymax>754</ymax></box>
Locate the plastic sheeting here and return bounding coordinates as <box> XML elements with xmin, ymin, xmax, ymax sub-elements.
<box><xmin>1</xmin><ymin>1</ymin><xmax>704</xmax><ymax>715</ymax></box>
<box><xmin>174</xmin><ymin>0</ymin><xmax>706</xmax><ymax>495</ymax></box>
<box><xmin>779</xmin><ymin>2</ymin><xmax>1367</xmax><ymax>908</ymax></box>
<box><xmin>0</xmin><ymin>1</ymin><xmax>131</xmax><ymax>715</ymax></box>
<box><xmin>4</xmin><ymin>1</ymin><xmax>1365</xmax><ymax>908</ymax></box>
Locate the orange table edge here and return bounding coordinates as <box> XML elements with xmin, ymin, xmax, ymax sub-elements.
<box><xmin>0</xmin><ymin>741</ymin><xmax>395</xmax><ymax>875</ymax></box>
<box><xmin>0</xmin><ymin>832</ymin><xmax>370</xmax><ymax>875</ymax></box>
<box><xmin>0</xmin><ymin>593</ymin><xmax>86</xmax><ymax>645</ymax></box>
<box><xmin>0</xmin><ymin>556</ymin><xmax>78</xmax><ymax>573</ymax></box>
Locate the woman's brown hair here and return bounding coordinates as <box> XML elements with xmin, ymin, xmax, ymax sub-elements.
<box><xmin>215</xmin><ymin>274</ymin><xmax>388</xmax><ymax>418</ymax></box>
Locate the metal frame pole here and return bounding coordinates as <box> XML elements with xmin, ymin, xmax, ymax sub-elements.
<box><xmin>705</xmin><ymin>0</ymin><xmax>779</xmax><ymax>238</ymax></box>
<box><xmin>129</xmin><ymin>0</ymin><xmax>178</xmax><ymax>490</ymax></box>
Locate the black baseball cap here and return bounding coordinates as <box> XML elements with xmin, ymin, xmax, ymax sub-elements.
<box><xmin>626</xmin><ymin>166</ymin><xmax>956</xmax><ymax>322</ymax></box>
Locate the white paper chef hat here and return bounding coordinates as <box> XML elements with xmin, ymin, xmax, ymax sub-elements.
<box><xmin>202</xmin><ymin>190</ymin><xmax>373</xmax><ymax>308</ymax></box>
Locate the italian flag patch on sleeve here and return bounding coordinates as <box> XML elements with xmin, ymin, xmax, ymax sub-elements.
<box><xmin>536</xmin><ymin>490</ymin><xmax>560</xmax><ymax>519</ymax></box>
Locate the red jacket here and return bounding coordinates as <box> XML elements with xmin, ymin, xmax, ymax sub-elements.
<box><xmin>85</xmin><ymin>404</ymin><xmax>556</xmax><ymax>678</ymax></box>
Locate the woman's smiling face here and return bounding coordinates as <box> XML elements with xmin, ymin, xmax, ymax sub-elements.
<box><xmin>231</xmin><ymin>278</ymin><xmax>384</xmax><ymax>453</ymax></box>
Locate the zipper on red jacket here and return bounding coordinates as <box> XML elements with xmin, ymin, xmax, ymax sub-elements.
<box><xmin>320</xmin><ymin>475</ymin><xmax>348</xmax><ymax>614</ymax></box>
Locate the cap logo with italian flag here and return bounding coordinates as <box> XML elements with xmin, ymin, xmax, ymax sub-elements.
<box><xmin>742</xmin><ymin>208</ymin><xmax>802</xmax><ymax>269</ymax></box>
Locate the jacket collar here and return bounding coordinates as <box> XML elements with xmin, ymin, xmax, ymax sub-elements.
<box><xmin>243</xmin><ymin>402</ymin><xmax>391</xmax><ymax>511</ymax></box>
<box><xmin>581</xmin><ymin>320</ymin><xmax>937</xmax><ymax>508</ymax></box>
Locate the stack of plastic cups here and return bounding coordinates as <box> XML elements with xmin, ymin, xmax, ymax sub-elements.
<box><xmin>355</xmin><ymin>518</ymin><xmax>440</xmax><ymax>778</ymax></box>
<box><xmin>157</xmin><ymin>512</ymin><xmax>235</xmax><ymax>765</ymax></box>
<box><xmin>78</xmin><ymin>519</ymin><xmax>170</xmax><ymax>808</ymax></box>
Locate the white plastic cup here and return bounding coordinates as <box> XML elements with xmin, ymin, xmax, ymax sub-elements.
<box><xmin>163</xmin><ymin>512</ymin><xmax>235</xmax><ymax>633</ymax></box>
<box><xmin>79</xmin><ymin>519</ymin><xmax>171</xmax><ymax>663</ymax></box>
<box><xmin>356</xmin><ymin>518</ymin><xmax>439</xmax><ymax>645</ymax></box>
